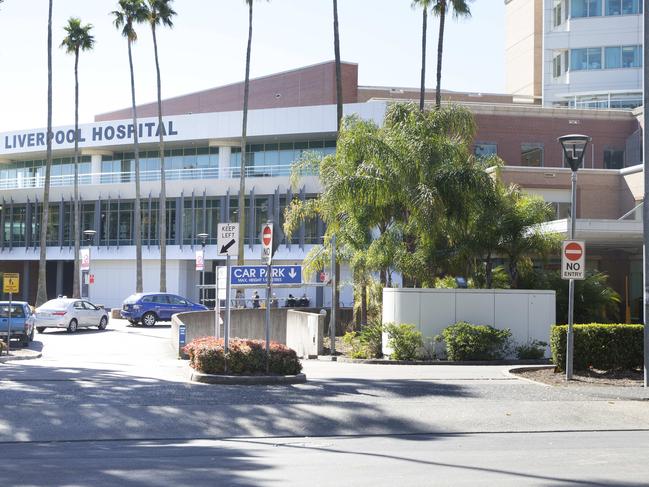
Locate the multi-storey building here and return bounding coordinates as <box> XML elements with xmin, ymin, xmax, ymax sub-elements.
<box><xmin>506</xmin><ymin>0</ymin><xmax>643</xmax><ymax>109</ymax></box>
<box><xmin>0</xmin><ymin>61</ymin><xmax>643</xmax><ymax>312</ymax></box>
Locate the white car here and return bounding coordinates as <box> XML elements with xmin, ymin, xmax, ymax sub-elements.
<box><xmin>34</xmin><ymin>298</ymin><xmax>109</xmax><ymax>334</ymax></box>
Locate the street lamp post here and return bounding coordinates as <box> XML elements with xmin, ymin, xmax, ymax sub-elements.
<box><xmin>558</xmin><ymin>134</ymin><xmax>591</xmax><ymax>381</ymax></box>
<box><xmin>197</xmin><ymin>233</ymin><xmax>208</xmax><ymax>306</ymax></box>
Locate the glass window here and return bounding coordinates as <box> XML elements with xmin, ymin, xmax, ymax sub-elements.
<box><xmin>553</xmin><ymin>2</ymin><xmax>563</xmax><ymax>25</ymax></box>
<box><xmin>605</xmin><ymin>47</ymin><xmax>621</xmax><ymax>68</ymax></box>
<box><xmin>622</xmin><ymin>0</ymin><xmax>641</xmax><ymax>13</ymax></box>
<box><xmin>572</xmin><ymin>0</ymin><xmax>601</xmax><ymax>16</ymax></box>
<box><xmin>622</xmin><ymin>46</ymin><xmax>641</xmax><ymax>67</ymax></box>
<box><xmin>553</xmin><ymin>55</ymin><xmax>562</xmax><ymax>77</ymax></box>
<box><xmin>169</xmin><ymin>295</ymin><xmax>187</xmax><ymax>305</ymax></box>
<box><xmin>521</xmin><ymin>144</ymin><xmax>543</xmax><ymax>167</ymax></box>
<box><xmin>153</xmin><ymin>294</ymin><xmax>169</xmax><ymax>304</ymax></box>
<box><xmin>606</xmin><ymin>0</ymin><xmax>622</xmax><ymax>14</ymax></box>
<box><xmin>571</xmin><ymin>48</ymin><xmax>588</xmax><ymax>70</ymax></box>
<box><xmin>474</xmin><ymin>142</ymin><xmax>497</xmax><ymax>159</ymax></box>
<box><xmin>587</xmin><ymin>47</ymin><xmax>602</xmax><ymax>69</ymax></box>
<box><xmin>604</xmin><ymin>149</ymin><xmax>624</xmax><ymax>169</ymax></box>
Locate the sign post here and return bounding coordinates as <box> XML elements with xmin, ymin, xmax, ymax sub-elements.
<box><xmin>261</xmin><ymin>223</ymin><xmax>274</xmax><ymax>373</ymax></box>
<box><xmin>218</xmin><ymin>223</ymin><xmax>239</xmax><ymax>365</ymax></box>
<box><xmin>3</xmin><ymin>273</ymin><xmax>19</xmax><ymax>355</ymax></box>
<box><xmin>562</xmin><ymin>240</ymin><xmax>585</xmax><ymax>379</ymax></box>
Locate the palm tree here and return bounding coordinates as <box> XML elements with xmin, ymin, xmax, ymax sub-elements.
<box><xmin>333</xmin><ymin>0</ymin><xmax>343</xmax><ymax>131</ymax></box>
<box><xmin>61</xmin><ymin>18</ymin><xmax>95</xmax><ymax>299</ymax></box>
<box><xmin>142</xmin><ymin>0</ymin><xmax>176</xmax><ymax>293</ymax></box>
<box><xmin>412</xmin><ymin>0</ymin><xmax>432</xmax><ymax>111</ymax></box>
<box><xmin>36</xmin><ymin>0</ymin><xmax>54</xmax><ymax>307</ymax></box>
<box><xmin>431</xmin><ymin>0</ymin><xmax>471</xmax><ymax>108</ymax></box>
<box><xmin>113</xmin><ymin>0</ymin><xmax>148</xmax><ymax>293</ymax></box>
<box><xmin>237</xmin><ymin>0</ymin><xmax>266</xmax><ymax>265</ymax></box>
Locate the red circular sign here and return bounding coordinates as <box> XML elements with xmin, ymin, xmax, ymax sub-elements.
<box><xmin>564</xmin><ymin>242</ymin><xmax>583</xmax><ymax>261</ymax></box>
<box><xmin>262</xmin><ymin>226</ymin><xmax>272</xmax><ymax>246</ymax></box>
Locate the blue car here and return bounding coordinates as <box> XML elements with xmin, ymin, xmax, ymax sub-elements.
<box><xmin>0</xmin><ymin>301</ymin><xmax>35</xmax><ymax>347</ymax></box>
<box><xmin>120</xmin><ymin>293</ymin><xmax>207</xmax><ymax>326</ymax></box>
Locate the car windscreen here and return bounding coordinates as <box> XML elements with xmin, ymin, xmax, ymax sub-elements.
<box><xmin>0</xmin><ymin>305</ymin><xmax>25</xmax><ymax>318</ymax></box>
<box><xmin>123</xmin><ymin>294</ymin><xmax>141</xmax><ymax>304</ymax></box>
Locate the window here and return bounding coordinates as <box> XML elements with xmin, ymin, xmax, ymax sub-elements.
<box><xmin>553</xmin><ymin>55</ymin><xmax>562</xmax><ymax>77</ymax></box>
<box><xmin>152</xmin><ymin>295</ymin><xmax>169</xmax><ymax>304</ymax></box>
<box><xmin>572</xmin><ymin>0</ymin><xmax>601</xmax><ymax>17</ymax></box>
<box><xmin>605</xmin><ymin>47</ymin><xmax>621</xmax><ymax>68</ymax></box>
<box><xmin>622</xmin><ymin>46</ymin><xmax>641</xmax><ymax>67</ymax></box>
<box><xmin>521</xmin><ymin>144</ymin><xmax>543</xmax><ymax>167</ymax></box>
<box><xmin>604</xmin><ymin>149</ymin><xmax>625</xmax><ymax>169</ymax></box>
<box><xmin>553</xmin><ymin>2</ymin><xmax>563</xmax><ymax>25</ymax></box>
<box><xmin>169</xmin><ymin>295</ymin><xmax>187</xmax><ymax>305</ymax></box>
<box><xmin>570</xmin><ymin>48</ymin><xmax>602</xmax><ymax>70</ymax></box>
<box><xmin>474</xmin><ymin>142</ymin><xmax>497</xmax><ymax>159</ymax></box>
<box><xmin>607</xmin><ymin>0</ymin><xmax>642</xmax><ymax>14</ymax></box>
<box><xmin>606</xmin><ymin>0</ymin><xmax>622</xmax><ymax>14</ymax></box>
<box><xmin>83</xmin><ymin>301</ymin><xmax>98</xmax><ymax>310</ymax></box>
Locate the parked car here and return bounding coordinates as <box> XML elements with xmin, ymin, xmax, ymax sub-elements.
<box><xmin>0</xmin><ymin>301</ymin><xmax>35</xmax><ymax>347</ymax></box>
<box><xmin>121</xmin><ymin>293</ymin><xmax>207</xmax><ymax>326</ymax></box>
<box><xmin>34</xmin><ymin>298</ymin><xmax>109</xmax><ymax>333</ymax></box>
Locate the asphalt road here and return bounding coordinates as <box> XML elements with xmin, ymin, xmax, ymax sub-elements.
<box><xmin>1</xmin><ymin>318</ymin><xmax>648</xmax><ymax>486</ymax></box>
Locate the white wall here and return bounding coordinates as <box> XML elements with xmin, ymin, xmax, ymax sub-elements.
<box><xmin>382</xmin><ymin>288</ymin><xmax>556</xmax><ymax>357</ymax></box>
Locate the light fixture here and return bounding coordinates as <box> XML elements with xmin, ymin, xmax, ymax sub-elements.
<box><xmin>558</xmin><ymin>134</ymin><xmax>591</xmax><ymax>172</ymax></box>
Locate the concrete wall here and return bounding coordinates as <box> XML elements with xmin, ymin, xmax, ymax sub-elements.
<box><xmin>170</xmin><ymin>308</ymin><xmax>324</xmax><ymax>358</ymax></box>
<box><xmin>382</xmin><ymin>288</ymin><xmax>556</xmax><ymax>357</ymax></box>
<box><xmin>505</xmin><ymin>0</ymin><xmax>542</xmax><ymax>98</ymax></box>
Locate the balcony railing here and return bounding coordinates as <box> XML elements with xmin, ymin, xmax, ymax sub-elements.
<box><xmin>0</xmin><ymin>164</ymin><xmax>317</xmax><ymax>191</ymax></box>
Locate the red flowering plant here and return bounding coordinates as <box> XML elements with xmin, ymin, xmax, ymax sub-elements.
<box><xmin>183</xmin><ymin>337</ymin><xmax>302</xmax><ymax>376</ymax></box>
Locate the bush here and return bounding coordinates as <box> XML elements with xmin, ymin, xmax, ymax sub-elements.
<box><xmin>183</xmin><ymin>337</ymin><xmax>302</xmax><ymax>376</ymax></box>
<box><xmin>437</xmin><ymin>322</ymin><xmax>512</xmax><ymax>361</ymax></box>
<box><xmin>342</xmin><ymin>321</ymin><xmax>384</xmax><ymax>359</ymax></box>
<box><xmin>550</xmin><ymin>324</ymin><xmax>643</xmax><ymax>371</ymax></box>
<box><xmin>515</xmin><ymin>339</ymin><xmax>547</xmax><ymax>360</ymax></box>
<box><xmin>385</xmin><ymin>323</ymin><xmax>423</xmax><ymax>361</ymax></box>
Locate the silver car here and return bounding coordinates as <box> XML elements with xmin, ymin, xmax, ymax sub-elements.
<box><xmin>34</xmin><ymin>298</ymin><xmax>109</xmax><ymax>333</ymax></box>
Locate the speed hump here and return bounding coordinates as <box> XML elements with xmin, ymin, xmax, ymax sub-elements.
<box><xmin>561</xmin><ymin>240</ymin><xmax>585</xmax><ymax>280</ymax></box>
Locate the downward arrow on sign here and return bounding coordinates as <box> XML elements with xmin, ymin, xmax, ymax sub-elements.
<box><xmin>220</xmin><ymin>239</ymin><xmax>236</xmax><ymax>254</ymax></box>
<box><xmin>288</xmin><ymin>268</ymin><xmax>297</xmax><ymax>278</ymax></box>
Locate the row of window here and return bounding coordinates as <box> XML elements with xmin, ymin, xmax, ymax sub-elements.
<box><xmin>0</xmin><ymin>156</ymin><xmax>91</xmax><ymax>182</ymax></box>
<box><xmin>553</xmin><ymin>45</ymin><xmax>642</xmax><ymax>78</ymax></box>
<box><xmin>474</xmin><ymin>142</ymin><xmax>626</xmax><ymax>169</ymax></box>
<box><xmin>0</xmin><ymin>196</ymin><xmax>322</xmax><ymax>249</ymax></box>
<box><xmin>554</xmin><ymin>0</ymin><xmax>642</xmax><ymax>25</ymax></box>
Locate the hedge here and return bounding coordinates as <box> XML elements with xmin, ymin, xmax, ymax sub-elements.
<box><xmin>437</xmin><ymin>322</ymin><xmax>512</xmax><ymax>361</ymax></box>
<box><xmin>550</xmin><ymin>324</ymin><xmax>644</xmax><ymax>371</ymax></box>
<box><xmin>183</xmin><ymin>337</ymin><xmax>302</xmax><ymax>376</ymax></box>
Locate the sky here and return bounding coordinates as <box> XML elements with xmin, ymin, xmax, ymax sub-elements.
<box><xmin>0</xmin><ymin>0</ymin><xmax>505</xmax><ymax>132</ymax></box>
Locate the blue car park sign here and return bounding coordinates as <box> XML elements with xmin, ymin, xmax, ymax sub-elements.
<box><xmin>230</xmin><ymin>265</ymin><xmax>302</xmax><ymax>286</ymax></box>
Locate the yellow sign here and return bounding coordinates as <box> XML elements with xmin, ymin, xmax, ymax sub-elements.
<box><xmin>3</xmin><ymin>273</ymin><xmax>19</xmax><ymax>294</ymax></box>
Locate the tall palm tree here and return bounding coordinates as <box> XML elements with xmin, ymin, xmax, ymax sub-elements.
<box><xmin>412</xmin><ymin>0</ymin><xmax>432</xmax><ymax>111</ymax></box>
<box><xmin>432</xmin><ymin>0</ymin><xmax>471</xmax><ymax>108</ymax></box>
<box><xmin>237</xmin><ymin>0</ymin><xmax>265</xmax><ymax>265</ymax></box>
<box><xmin>333</xmin><ymin>0</ymin><xmax>343</xmax><ymax>131</ymax></box>
<box><xmin>61</xmin><ymin>18</ymin><xmax>95</xmax><ymax>299</ymax></box>
<box><xmin>113</xmin><ymin>0</ymin><xmax>148</xmax><ymax>293</ymax></box>
<box><xmin>36</xmin><ymin>0</ymin><xmax>54</xmax><ymax>307</ymax></box>
<box><xmin>143</xmin><ymin>0</ymin><xmax>176</xmax><ymax>293</ymax></box>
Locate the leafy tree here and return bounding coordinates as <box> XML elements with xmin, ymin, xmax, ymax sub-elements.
<box><xmin>61</xmin><ymin>18</ymin><xmax>95</xmax><ymax>299</ymax></box>
<box><xmin>430</xmin><ymin>0</ymin><xmax>472</xmax><ymax>108</ymax></box>
<box><xmin>113</xmin><ymin>0</ymin><xmax>148</xmax><ymax>293</ymax></box>
<box><xmin>142</xmin><ymin>0</ymin><xmax>176</xmax><ymax>292</ymax></box>
<box><xmin>36</xmin><ymin>0</ymin><xmax>54</xmax><ymax>306</ymax></box>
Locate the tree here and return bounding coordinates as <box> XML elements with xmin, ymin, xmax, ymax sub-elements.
<box><xmin>143</xmin><ymin>0</ymin><xmax>176</xmax><ymax>293</ymax></box>
<box><xmin>412</xmin><ymin>0</ymin><xmax>432</xmax><ymax>111</ymax></box>
<box><xmin>61</xmin><ymin>18</ymin><xmax>95</xmax><ymax>299</ymax></box>
<box><xmin>36</xmin><ymin>0</ymin><xmax>54</xmax><ymax>307</ymax></box>
<box><xmin>430</xmin><ymin>0</ymin><xmax>471</xmax><ymax>108</ymax></box>
<box><xmin>332</xmin><ymin>0</ymin><xmax>343</xmax><ymax>131</ymax></box>
<box><xmin>113</xmin><ymin>0</ymin><xmax>148</xmax><ymax>293</ymax></box>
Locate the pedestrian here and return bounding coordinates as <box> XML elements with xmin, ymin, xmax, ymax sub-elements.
<box><xmin>252</xmin><ymin>291</ymin><xmax>260</xmax><ymax>309</ymax></box>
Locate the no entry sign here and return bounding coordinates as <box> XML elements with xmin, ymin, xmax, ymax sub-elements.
<box><xmin>261</xmin><ymin>223</ymin><xmax>273</xmax><ymax>265</ymax></box>
<box><xmin>561</xmin><ymin>240</ymin><xmax>585</xmax><ymax>280</ymax></box>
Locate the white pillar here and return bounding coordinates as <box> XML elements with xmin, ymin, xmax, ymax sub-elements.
<box><xmin>218</xmin><ymin>146</ymin><xmax>231</xmax><ymax>179</ymax></box>
<box><xmin>82</xmin><ymin>150</ymin><xmax>113</xmax><ymax>185</ymax></box>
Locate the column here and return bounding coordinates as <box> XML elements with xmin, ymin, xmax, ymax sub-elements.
<box><xmin>82</xmin><ymin>150</ymin><xmax>112</xmax><ymax>185</ymax></box>
<box><xmin>209</xmin><ymin>140</ymin><xmax>232</xmax><ymax>179</ymax></box>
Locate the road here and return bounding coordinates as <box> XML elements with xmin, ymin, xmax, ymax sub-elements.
<box><xmin>0</xmin><ymin>318</ymin><xmax>648</xmax><ymax>486</ymax></box>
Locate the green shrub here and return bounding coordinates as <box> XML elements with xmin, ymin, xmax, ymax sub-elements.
<box><xmin>183</xmin><ymin>337</ymin><xmax>302</xmax><ymax>375</ymax></box>
<box><xmin>385</xmin><ymin>323</ymin><xmax>423</xmax><ymax>361</ymax></box>
<box><xmin>550</xmin><ymin>324</ymin><xmax>643</xmax><ymax>371</ymax></box>
<box><xmin>437</xmin><ymin>322</ymin><xmax>512</xmax><ymax>361</ymax></box>
<box><xmin>342</xmin><ymin>321</ymin><xmax>384</xmax><ymax>359</ymax></box>
<box><xmin>515</xmin><ymin>339</ymin><xmax>547</xmax><ymax>360</ymax></box>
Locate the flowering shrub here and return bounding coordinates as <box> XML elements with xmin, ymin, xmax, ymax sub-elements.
<box><xmin>183</xmin><ymin>337</ymin><xmax>302</xmax><ymax>376</ymax></box>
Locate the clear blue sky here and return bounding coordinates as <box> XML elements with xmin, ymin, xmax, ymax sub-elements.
<box><xmin>0</xmin><ymin>0</ymin><xmax>505</xmax><ymax>132</ymax></box>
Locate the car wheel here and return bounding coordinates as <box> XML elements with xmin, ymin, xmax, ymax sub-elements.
<box><xmin>36</xmin><ymin>327</ymin><xmax>46</xmax><ymax>334</ymax></box>
<box><xmin>142</xmin><ymin>312</ymin><xmax>157</xmax><ymax>327</ymax></box>
<box><xmin>98</xmin><ymin>316</ymin><xmax>108</xmax><ymax>330</ymax></box>
<box><xmin>67</xmin><ymin>319</ymin><xmax>78</xmax><ymax>333</ymax></box>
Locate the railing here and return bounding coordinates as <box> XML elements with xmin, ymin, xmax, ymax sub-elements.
<box><xmin>0</xmin><ymin>164</ymin><xmax>317</xmax><ymax>191</ymax></box>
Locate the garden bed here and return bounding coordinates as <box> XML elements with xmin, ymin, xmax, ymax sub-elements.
<box><xmin>512</xmin><ymin>366</ymin><xmax>644</xmax><ymax>387</ymax></box>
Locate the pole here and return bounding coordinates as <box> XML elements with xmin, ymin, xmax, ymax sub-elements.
<box><xmin>215</xmin><ymin>266</ymin><xmax>220</xmax><ymax>339</ymax></box>
<box><xmin>201</xmin><ymin>243</ymin><xmax>205</xmax><ymax>306</ymax></box>
<box><xmin>330</xmin><ymin>234</ymin><xmax>336</xmax><ymax>357</ymax></box>
<box><xmin>225</xmin><ymin>255</ymin><xmax>231</xmax><ymax>356</ymax></box>
<box><xmin>7</xmin><ymin>292</ymin><xmax>12</xmax><ymax>355</ymax></box>
<box><xmin>643</xmin><ymin>0</ymin><xmax>649</xmax><ymax>387</ymax></box>
<box><xmin>265</xmin><ymin>263</ymin><xmax>271</xmax><ymax>373</ymax></box>
<box><xmin>566</xmin><ymin>170</ymin><xmax>577</xmax><ymax>380</ymax></box>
